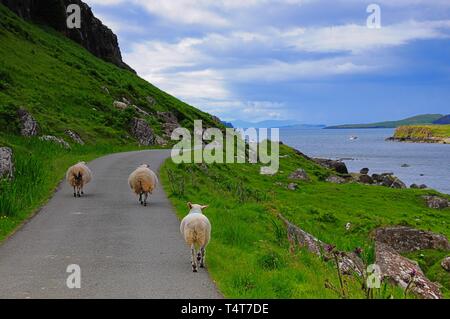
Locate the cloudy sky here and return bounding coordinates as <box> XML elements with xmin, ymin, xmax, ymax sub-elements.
<box><xmin>84</xmin><ymin>0</ymin><xmax>450</xmax><ymax>125</ymax></box>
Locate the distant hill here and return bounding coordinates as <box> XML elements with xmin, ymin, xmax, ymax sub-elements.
<box><xmin>433</xmin><ymin>115</ymin><xmax>450</xmax><ymax>125</ymax></box>
<box><xmin>232</xmin><ymin>120</ymin><xmax>324</xmax><ymax>129</ymax></box>
<box><xmin>325</xmin><ymin>114</ymin><xmax>444</xmax><ymax>129</ymax></box>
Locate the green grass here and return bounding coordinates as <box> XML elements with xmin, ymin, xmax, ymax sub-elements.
<box><xmin>326</xmin><ymin>114</ymin><xmax>443</xmax><ymax>129</ymax></box>
<box><xmin>161</xmin><ymin>144</ymin><xmax>450</xmax><ymax>298</ymax></box>
<box><xmin>393</xmin><ymin>125</ymin><xmax>450</xmax><ymax>140</ymax></box>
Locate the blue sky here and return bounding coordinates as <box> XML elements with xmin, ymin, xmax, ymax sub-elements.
<box><xmin>85</xmin><ymin>0</ymin><xmax>450</xmax><ymax>125</ymax></box>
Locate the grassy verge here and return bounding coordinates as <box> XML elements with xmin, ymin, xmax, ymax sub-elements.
<box><xmin>0</xmin><ymin>134</ymin><xmax>153</xmax><ymax>242</ymax></box>
<box><xmin>161</xmin><ymin>144</ymin><xmax>450</xmax><ymax>298</ymax></box>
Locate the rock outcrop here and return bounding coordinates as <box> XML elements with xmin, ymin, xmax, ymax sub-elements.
<box><xmin>313</xmin><ymin>158</ymin><xmax>348</xmax><ymax>174</ymax></box>
<box><xmin>375</xmin><ymin>226</ymin><xmax>450</xmax><ymax>253</ymax></box>
<box><xmin>375</xmin><ymin>242</ymin><xmax>442</xmax><ymax>299</ymax></box>
<box><xmin>326</xmin><ymin>175</ymin><xmax>347</xmax><ymax>184</ymax></box>
<box><xmin>65</xmin><ymin>130</ymin><xmax>84</xmax><ymax>145</ymax></box>
<box><xmin>39</xmin><ymin>135</ymin><xmax>70</xmax><ymax>149</ymax></box>
<box><xmin>130</xmin><ymin>118</ymin><xmax>154</xmax><ymax>146</ymax></box>
<box><xmin>278</xmin><ymin>214</ymin><xmax>364</xmax><ymax>276</ymax></box>
<box><xmin>289</xmin><ymin>168</ymin><xmax>310</xmax><ymax>181</ymax></box>
<box><xmin>17</xmin><ymin>108</ymin><xmax>39</xmax><ymax>136</ymax></box>
<box><xmin>157</xmin><ymin>111</ymin><xmax>180</xmax><ymax>137</ymax></box>
<box><xmin>441</xmin><ymin>257</ymin><xmax>450</xmax><ymax>272</ymax></box>
<box><xmin>371</xmin><ymin>173</ymin><xmax>407</xmax><ymax>189</ymax></box>
<box><xmin>0</xmin><ymin>0</ymin><xmax>134</xmax><ymax>72</ymax></box>
<box><xmin>113</xmin><ymin>101</ymin><xmax>128</xmax><ymax>110</ymax></box>
<box><xmin>423</xmin><ymin>196</ymin><xmax>449</xmax><ymax>209</ymax></box>
<box><xmin>0</xmin><ymin>147</ymin><xmax>14</xmax><ymax>179</ymax></box>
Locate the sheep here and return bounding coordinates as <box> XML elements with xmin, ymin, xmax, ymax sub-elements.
<box><xmin>128</xmin><ymin>164</ymin><xmax>158</xmax><ymax>206</ymax></box>
<box><xmin>180</xmin><ymin>203</ymin><xmax>211</xmax><ymax>272</ymax></box>
<box><xmin>66</xmin><ymin>162</ymin><xmax>92</xmax><ymax>198</ymax></box>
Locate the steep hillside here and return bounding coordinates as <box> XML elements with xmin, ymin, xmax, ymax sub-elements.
<box><xmin>0</xmin><ymin>3</ymin><xmax>219</xmax><ymax>145</ymax></box>
<box><xmin>325</xmin><ymin>114</ymin><xmax>443</xmax><ymax>129</ymax></box>
<box><xmin>0</xmin><ymin>0</ymin><xmax>132</xmax><ymax>71</ymax></box>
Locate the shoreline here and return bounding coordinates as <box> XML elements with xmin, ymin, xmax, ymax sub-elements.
<box><xmin>386</xmin><ymin>137</ymin><xmax>450</xmax><ymax>145</ymax></box>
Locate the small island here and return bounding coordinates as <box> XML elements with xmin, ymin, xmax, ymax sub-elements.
<box><xmin>387</xmin><ymin>125</ymin><xmax>450</xmax><ymax>144</ymax></box>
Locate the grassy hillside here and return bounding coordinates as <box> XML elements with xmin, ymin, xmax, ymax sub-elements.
<box><xmin>0</xmin><ymin>4</ymin><xmax>219</xmax><ymax>239</ymax></box>
<box><xmin>0</xmin><ymin>4</ymin><xmax>218</xmax><ymax>142</ymax></box>
<box><xmin>161</xmin><ymin>145</ymin><xmax>450</xmax><ymax>298</ymax></box>
<box><xmin>326</xmin><ymin>114</ymin><xmax>443</xmax><ymax>129</ymax></box>
<box><xmin>392</xmin><ymin>125</ymin><xmax>450</xmax><ymax>143</ymax></box>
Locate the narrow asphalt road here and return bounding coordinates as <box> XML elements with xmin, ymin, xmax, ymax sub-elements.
<box><xmin>0</xmin><ymin>150</ymin><xmax>221</xmax><ymax>299</ymax></box>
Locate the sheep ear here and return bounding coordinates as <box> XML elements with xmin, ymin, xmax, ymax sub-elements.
<box><xmin>188</xmin><ymin>202</ymin><xmax>193</xmax><ymax>209</ymax></box>
<box><xmin>201</xmin><ymin>205</ymin><xmax>209</xmax><ymax>210</ymax></box>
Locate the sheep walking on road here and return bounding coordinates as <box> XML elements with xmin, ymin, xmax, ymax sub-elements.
<box><xmin>128</xmin><ymin>164</ymin><xmax>158</xmax><ymax>206</ymax></box>
<box><xmin>66</xmin><ymin>162</ymin><xmax>92</xmax><ymax>198</ymax></box>
<box><xmin>180</xmin><ymin>203</ymin><xmax>211</xmax><ymax>272</ymax></box>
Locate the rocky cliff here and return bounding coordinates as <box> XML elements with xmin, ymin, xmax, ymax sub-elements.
<box><xmin>0</xmin><ymin>0</ymin><xmax>134</xmax><ymax>72</ymax></box>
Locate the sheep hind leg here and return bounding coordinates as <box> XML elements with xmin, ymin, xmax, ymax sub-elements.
<box><xmin>143</xmin><ymin>193</ymin><xmax>148</xmax><ymax>207</ymax></box>
<box><xmin>139</xmin><ymin>193</ymin><xmax>143</xmax><ymax>205</ymax></box>
<box><xmin>199</xmin><ymin>247</ymin><xmax>206</xmax><ymax>268</ymax></box>
<box><xmin>191</xmin><ymin>244</ymin><xmax>198</xmax><ymax>272</ymax></box>
<box><xmin>77</xmin><ymin>186</ymin><xmax>81</xmax><ymax>197</ymax></box>
<box><xmin>73</xmin><ymin>186</ymin><xmax>77</xmax><ymax>198</ymax></box>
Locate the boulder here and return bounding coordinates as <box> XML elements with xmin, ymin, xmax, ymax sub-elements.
<box><xmin>360</xmin><ymin>168</ymin><xmax>370</xmax><ymax>175</ymax></box>
<box><xmin>289</xmin><ymin>168</ymin><xmax>310</xmax><ymax>181</ymax></box>
<box><xmin>419</xmin><ymin>184</ymin><xmax>428</xmax><ymax>189</ymax></box>
<box><xmin>287</xmin><ymin>183</ymin><xmax>298</xmax><ymax>190</ymax></box>
<box><xmin>326</xmin><ymin>175</ymin><xmax>347</xmax><ymax>184</ymax></box>
<box><xmin>375</xmin><ymin>226</ymin><xmax>450</xmax><ymax>253</ymax></box>
<box><xmin>0</xmin><ymin>147</ymin><xmax>14</xmax><ymax>179</ymax></box>
<box><xmin>113</xmin><ymin>101</ymin><xmax>128</xmax><ymax>110</ymax></box>
<box><xmin>313</xmin><ymin>158</ymin><xmax>348</xmax><ymax>174</ymax></box>
<box><xmin>375</xmin><ymin>242</ymin><xmax>442</xmax><ymax>299</ymax></box>
<box><xmin>17</xmin><ymin>109</ymin><xmax>39</xmax><ymax>136</ymax></box>
<box><xmin>65</xmin><ymin>130</ymin><xmax>84</xmax><ymax>145</ymax></box>
<box><xmin>391</xmin><ymin>178</ymin><xmax>407</xmax><ymax>189</ymax></box>
<box><xmin>401</xmin><ymin>164</ymin><xmax>410</xmax><ymax>168</ymax></box>
<box><xmin>410</xmin><ymin>184</ymin><xmax>419</xmax><ymax>189</ymax></box>
<box><xmin>441</xmin><ymin>257</ymin><xmax>450</xmax><ymax>272</ymax></box>
<box><xmin>372</xmin><ymin>174</ymin><xmax>382</xmax><ymax>183</ymax></box>
<box><xmin>39</xmin><ymin>135</ymin><xmax>70</xmax><ymax>149</ymax></box>
<box><xmin>423</xmin><ymin>196</ymin><xmax>449</xmax><ymax>209</ymax></box>
<box><xmin>130</xmin><ymin>118</ymin><xmax>154</xmax><ymax>146</ymax></box>
<box><xmin>359</xmin><ymin>174</ymin><xmax>374</xmax><ymax>184</ymax></box>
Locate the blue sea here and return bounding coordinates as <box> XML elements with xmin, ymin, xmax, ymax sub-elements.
<box><xmin>279</xmin><ymin>128</ymin><xmax>450</xmax><ymax>194</ymax></box>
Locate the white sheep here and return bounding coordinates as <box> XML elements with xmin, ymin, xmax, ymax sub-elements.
<box><xmin>128</xmin><ymin>164</ymin><xmax>158</xmax><ymax>206</ymax></box>
<box><xmin>180</xmin><ymin>203</ymin><xmax>211</xmax><ymax>272</ymax></box>
<box><xmin>66</xmin><ymin>162</ymin><xmax>92</xmax><ymax>197</ymax></box>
